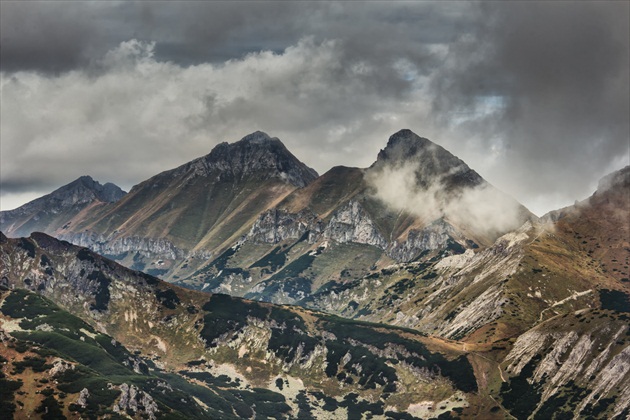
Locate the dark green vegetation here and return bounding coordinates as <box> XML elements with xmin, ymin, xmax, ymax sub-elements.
<box><xmin>266</xmin><ymin>246</ymin><xmax>323</xmax><ymax>282</ymax></box>
<box><xmin>500</xmin><ymin>357</ymin><xmax>543</xmax><ymax>419</ymax></box>
<box><xmin>200</xmin><ymin>294</ymin><xmax>269</xmax><ymax>346</ymax></box>
<box><xmin>321</xmin><ymin>316</ymin><xmax>477</xmax><ymax>393</ymax></box>
<box><xmin>251</xmin><ymin>245</ymin><xmax>289</xmax><ymax>272</ymax></box>
<box><xmin>193</xmin><ymin>245</ymin><xmax>252</xmax><ymax>291</ymax></box>
<box><xmin>17</xmin><ymin>237</ymin><xmax>36</xmax><ymax>258</ymax></box>
<box><xmin>0</xmin><ymin>375</ymin><xmax>22</xmax><ymax>417</ymax></box>
<box><xmin>156</xmin><ymin>287</ymin><xmax>181</xmax><ymax>309</ymax></box>
<box><xmin>599</xmin><ymin>289</ymin><xmax>630</xmax><ymax>312</ymax></box>
<box><xmin>533</xmin><ymin>381</ymin><xmax>590</xmax><ymax>420</ymax></box>
<box><xmin>0</xmin><ymin>289</ymin><xmax>295</xmax><ymax>419</ymax></box>
<box><xmin>199</xmin><ymin>294</ymin><xmax>477</xmax><ymax>395</ymax></box>
<box><xmin>86</xmin><ymin>269</ymin><xmax>110</xmax><ymax>312</ymax></box>
<box><xmin>239</xmin><ymin>244</ymin><xmax>327</xmax><ymax>302</ymax></box>
<box><xmin>245</xmin><ymin>246</ymin><xmax>324</xmax><ymax>302</ymax></box>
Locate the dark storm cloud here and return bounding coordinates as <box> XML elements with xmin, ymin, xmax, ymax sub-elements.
<box><xmin>430</xmin><ymin>1</ymin><xmax>630</xmax><ymax>212</ymax></box>
<box><xmin>0</xmin><ymin>1</ymin><xmax>115</xmax><ymax>73</ymax></box>
<box><xmin>1</xmin><ymin>1</ymin><xmax>466</xmax><ymax>72</ymax></box>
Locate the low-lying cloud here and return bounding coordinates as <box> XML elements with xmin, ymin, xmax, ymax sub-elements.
<box><xmin>366</xmin><ymin>162</ymin><xmax>529</xmax><ymax>239</ymax></box>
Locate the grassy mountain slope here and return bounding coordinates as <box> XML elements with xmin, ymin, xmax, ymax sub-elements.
<box><xmin>0</xmin><ymin>288</ymin><xmax>263</xmax><ymax>419</ymax></box>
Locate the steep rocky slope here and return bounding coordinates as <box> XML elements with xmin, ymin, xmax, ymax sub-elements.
<box><xmin>0</xmin><ymin>176</ymin><xmax>125</xmax><ymax>238</ymax></box>
<box><xmin>303</xmin><ymin>166</ymin><xmax>629</xmax><ymax>337</ymax></box>
<box><xmin>1</xmin><ymin>232</ymin><xmax>491</xmax><ymax>419</ymax></box>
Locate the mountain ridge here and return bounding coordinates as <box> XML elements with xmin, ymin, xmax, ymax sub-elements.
<box><xmin>0</xmin><ymin>176</ymin><xmax>126</xmax><ymax>238</ymax></box>
<box><xmin>166</xmin><ymin>130</ymin><xmax>318</xmax><ymax>188</ymax></box>
<box><xmin>184</xmin><ymin>130</ymin><xmax>535</xmax><ymax>302</ymax></box>
<box><xmin>2</xmin><ymin>130</ymin><xmax>537</xmax><ymax>304</ymax></box>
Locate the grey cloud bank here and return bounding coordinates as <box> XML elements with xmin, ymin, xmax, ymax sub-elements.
<box><xmin>1</xmin><ymin>1</ymin><xmax>628</xmax><ymax>216</ymax></box>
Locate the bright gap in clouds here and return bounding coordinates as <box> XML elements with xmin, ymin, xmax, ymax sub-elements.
<box><xmin>0</xmin><ymin>191</ymin><xmax>48</xmax><ymax>212</ymax></box>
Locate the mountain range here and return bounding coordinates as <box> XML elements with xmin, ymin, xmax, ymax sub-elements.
<box><xmin>1</xmin><ymin>130</ymin><xmax>628</xmax><ymax>419</ymax></box>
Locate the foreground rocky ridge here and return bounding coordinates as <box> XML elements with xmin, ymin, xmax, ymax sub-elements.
<box><xmin>1</xmin><ymin>232</ymin><xmax>490</xmax><ymax>419</ymax></box>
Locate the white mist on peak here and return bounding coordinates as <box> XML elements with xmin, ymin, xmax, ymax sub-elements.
<box><xmin>366</xmin><ymin>161</ymin><xmax>529</xmax><ymax>238</ymax></box>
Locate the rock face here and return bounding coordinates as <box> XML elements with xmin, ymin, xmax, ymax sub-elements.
<box><xmin>0</xmin><ymin>176</ymin><xmax>126</xmax><ymax>238</ymax></box>
<box><xmin>57</xmin><ymin>231</ymin><xmax>197</xmax><ymax>260</ymax></box>
<box><xmin>114</xmin><ymin>383</ymin><xmax>159</xmax><ymax>420</ymax></box>
<box><xmin>388</xmin><ymin>219</ymin><xmax>463</xmax><ymax>262</ymax></box>
<box><xmin>247</xmin><ymin>201</ymin><xmax>462</xmax><ymax>262</ymax></box>
<box><xmin>323</xmin><ymin>200</ymin><xmax>388</xmax><ymax>248</ymax></box>
<box><xmin>247</xmin><ymin>208</ymin><xmax>319</xmax><ymax>244</ymax></box>
<box><xmin>175</xmin><ymin>131</ymin><xmax>318</xmax><ymax>187</ymax></box>
<box><xmin>76</xmin><ymin>388</ymin><xmax>90</xmax><ymax>408</ymax></box>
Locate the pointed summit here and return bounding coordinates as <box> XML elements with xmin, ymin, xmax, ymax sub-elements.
<box><xmin>66</xmin><ymin>176</ymin><xmax>126</xmax><ymax>203</ymax></box>
<box><xmin>186</xmin><ymin>132</ymin><xmax>318</xmax><ymax>188</ymax></box>
<box><xmin>238</xmin><ymin>130</ymin><xmax>273</xmax><ymax>144</ymax></box>
<box><xmin>372</xmin><ymin>129</ymin><xmax>483</xmax><ymax>189</ymax></box>
<box><xmin>378</xmin><ymin>129</ymin><xmax>435</xmax><ymax>159</ymax></box>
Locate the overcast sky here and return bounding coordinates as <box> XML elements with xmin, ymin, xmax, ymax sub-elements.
<box><xmin>1</xmin><ymin>1</ymin><xmax>628</xmax><ymax>216</ymax></box>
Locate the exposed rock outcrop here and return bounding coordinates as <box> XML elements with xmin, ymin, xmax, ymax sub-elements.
<box><xmin>322</xmin><ymin>201</ymin><xmax>388</xmax><ymax>249</ymax></box>
<box><xmin>247</xmin><ymin>208</ymin><xmax>320</xmax><ymax>244</ymax></box>
<box><xmin>58</xmin><ymin>231</ymin><xmax>196</xmax><ymax>260</ymax></box>
<box><xmin>388</xmin><ymin>219</ymin><xmax>461</xmax><ymax>262</ymax></box>
<box><xmin>114</xmin><ymin>383</ymin><xmax>159</xmax><ymax>420</ymax></box>
<box><xmin>504</xmin><ymin>318</ymin><xmax>630</xmax><ymax>418</ymax></box>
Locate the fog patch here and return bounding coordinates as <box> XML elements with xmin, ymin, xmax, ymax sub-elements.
<box><xmin>366</xmin><ymin>162</ymin><xmax>529</xmax><ymax>238</ymax></box>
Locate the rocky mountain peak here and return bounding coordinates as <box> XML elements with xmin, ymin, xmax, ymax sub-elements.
<box><xmin>2</xmin><ymin>176</ymin><xmax>125</xmax><ymax>217</ymax></box>
<box><xmin>378</xmin><ymin>129</ymin><xmax>434</xmax><ymax>157</ymax></box>
<box><xmin>238</xmin><ymin>130</ymin><xmax>273</xmax><ymax>144</ymax></box>
<box><xmin>371</xmin><ymin>129</ymin><xmax>483</xmax><ymax>189</ymax></box>
<box><xmin>0</xmin><ymin>176</ymin><xmax>126</xmax><ymax>238</ymax></box>
<box><xmin>55</xmin><ymin>176</ymin><xmax>126</xmax><ymax>204</ymax></box>
<box><xmin>196</xmin><ymin>132</ymin><xmax>319</xmax><ymax>188</ymax></box>
<box><xmin>70</xmin><ymin>176</ymin><xmax>126</xmax><ymax>203</ymax></box>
